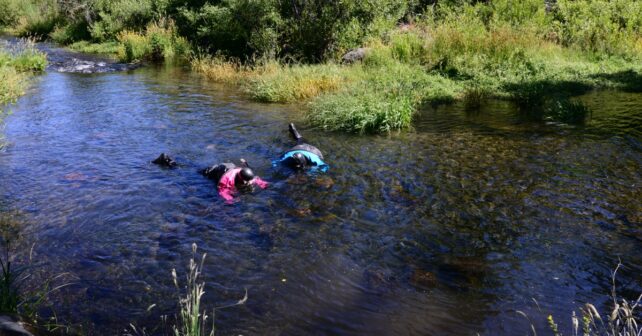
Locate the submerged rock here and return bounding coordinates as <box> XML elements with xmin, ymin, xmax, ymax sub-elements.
<box><xmin>410</xmin><ymin>269</ymin><xmax>438</xmax><ymax>289</ymax></box>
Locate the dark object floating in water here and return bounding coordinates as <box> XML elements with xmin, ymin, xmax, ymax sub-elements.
<box><xmin>152</xmin><ymin>153</ymin><xmax>177</xmax><ymax>167</ymax></box>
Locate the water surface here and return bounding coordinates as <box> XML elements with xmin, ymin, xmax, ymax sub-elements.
<box><xmin>0</xmin><ymin>43</ymin><xmax>641</xmax><ymax>335</ymax></box>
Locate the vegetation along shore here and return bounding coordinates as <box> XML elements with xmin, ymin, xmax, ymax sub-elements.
<box><xmin>1</xmin><ymin>0</ymin><xmax>640</xmax><ymax>133</ymax></box>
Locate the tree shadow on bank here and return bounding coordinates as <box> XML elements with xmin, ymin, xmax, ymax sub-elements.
<box><xmin>590</xmin><ymin>69</ymin><xmax>642</xmax><ymax>93</ymax></box>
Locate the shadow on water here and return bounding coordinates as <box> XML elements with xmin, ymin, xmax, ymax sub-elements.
<box><xmin>0</xmin><ymin>42</ymin><xmax>641</xmax><ymax>335</ymax></box>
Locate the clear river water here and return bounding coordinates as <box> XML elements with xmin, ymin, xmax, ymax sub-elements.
<box><xmin>0</xmin><ymin>41</ymin><xmax>641</xmax><ymax>335</ymax></box>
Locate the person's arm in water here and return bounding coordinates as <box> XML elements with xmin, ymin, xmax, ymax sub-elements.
<box><xmin>252</xmin><ymin>176</ymin><xmax>269</xmax><ymax>189</ymax></box>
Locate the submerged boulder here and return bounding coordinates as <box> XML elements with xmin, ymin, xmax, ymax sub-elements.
<box><xmin>410</xmin><ymin>268</ymin><xmax>438</xmax><ymax>289</ymax></box>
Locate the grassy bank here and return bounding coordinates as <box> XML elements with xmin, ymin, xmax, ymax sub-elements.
<box><xmin>189</xmin><ymin>0</ymin><xmax>642</xmax><ymax>133</ymax></box>
<box><xmin>0</xmin><ymin>41</ymin><xmax>47</xmax><ymax>108</ymax></box>
<box><xmin>2</xmin><ymin>0</ymin><xmax>641</xmax><ymax>133</ymax></box>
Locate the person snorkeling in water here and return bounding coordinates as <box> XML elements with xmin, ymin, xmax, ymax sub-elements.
<box><xmin>201</xmin><ymin>159</ymin><xmax>268</xmax><ymax>202</ymax></box>
<box><xmin>273</xmin><ymin>123</ymin><xmax>329</xmax><ymax>172</ymax></box>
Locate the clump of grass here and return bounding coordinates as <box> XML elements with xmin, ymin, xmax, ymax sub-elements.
<box><xmin>191</xmin><ymin>56</ymin><xmax>247</xmax><ymax>84</ymax></box>
<box><xmin>0</xmin><ymin>212</ymin><xmax>73</xmax><ymax>323</ymax></box>
<box><xmin>67</xmin><ymin>41</ymin><xmax>120</xmax><ymax>56</ymax></box>
<box><xmin>518</xmin><ymin>262</ymin><xmax>641</xmax><ymax>336</ymax></box>
<box><xmin>308</xmin><ymin>53</ymin><xmax>463</xmax><ymax>133</ymax></box>
<box><xmin>388</xmin><ymin>30</ymin><xmax>426</xmax><ymax>64</ymax></box>
<box><xmin>172</xmin><ymin>243</ymin><xmax>213</xmax><ymax>336</ymax></box>
<box><xmin>246</xmin><ymin>62</ymin><xmax>352</xmax><ymax>103</ymax></box>
<box><xmin>570</xmin><ymin>263</ymin><xmax>642</xmax><ymax>336</ymax></box>
<box><xmin>0</xmin><ymin>66</ymin><xmax>26</xmax><ymax>106</ymax></box>
<box><xmin>129</xmin><ymin>243</ymin><xmax>247</xmax><ymax>336</ymax></box>
<box><xmin>463</xmin><ymin>84</ymin><xmax>490</xmax><ymax>110</ymax></box>
<box><xmin>309</xmin><ymin>62</ymin><xmax>431</xmax><ymax>133</ymax></box>
<box><xmin>117</xmin><ymin>20</ymin><xmax>190</xmax><ymax>63</ymax></box>
<box><xmin>0</xmin><ymin>40</ymin><xmax>47</xmax><ymax>73</ymax></box>
<box><xmin>0</xmin><ymin>40</ymin><xmax>46</xmax><ymax>107</ymax></box>
<box><xmin>0</xmin><ymin>43</ymin><xmax>47</xmax><ymax>73</ymax></box>
<box><xmin>192</xmin><ymin>56</ymin><xmax>359</xmax><ymax>103</ymax></box>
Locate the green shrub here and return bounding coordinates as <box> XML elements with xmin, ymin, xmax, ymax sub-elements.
<box><xmin>117</xmin><ymin>30</ymin><xmax>150</xmax><ymax>62</ymax></box>
<box><xmin>117</xmin><ymin>20</ymin><xmax>189</xmax><ymax>63</ymax></box>
<box><xmin>89</xmin><ymin>0</ymin><xmax>155</xmax><ymax>41</ymax></box>
<box><xmin>16</xmin><ymin>16</ymin><xmax>58</xmax><ymax>40</ymax></box>
<box><xmin>553</xmin><ymin>0</ymin><xmax>642</xmax><ymax>58</ymax></box>
<box><xmin>389</xmin><ymin>31</ymin><xmax>425</xmax><ymax>64</ymax></box>
<box><xmin>0</xmin><ymin>0</ymin><xmax>22</xmax><ymax>28</ymax></box>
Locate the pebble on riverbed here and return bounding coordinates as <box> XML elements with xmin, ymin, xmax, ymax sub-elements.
<box><xmin>409</xmin><ymin>269</ymin><xmax>438</xmax><ymax>289</ymax></box>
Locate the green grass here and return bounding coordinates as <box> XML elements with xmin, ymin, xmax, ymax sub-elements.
<box><xmin>0</xmin><ymin>66</ymin><xmax>26</xmax><ymax>106</ymax></box>
<box><xmin>0</xmin><ymin>45</ymin><xmax>47</xmax><ymax>72</ymax></box>
<box><xmin>0</xmin><ymin>41</ymin><xmax>47</xmax><ymax>107</ymax></box>
<box><xmin>67</xmin><ymin>41</ymin><xmax>120</xmax><ymax>57</ymax></box>
<box><xmin>520</xmin><ymin>262</ymin><xmax>641</xmax><ymax>336</ymax></box>
<box><xmin>129</xmin><ymin>243</ymin><xmax>248</xmax><ymax>336</ymax></box>
<box><xmin>245</xmin><ymin>62</ymin><xmax>360</xmax><ymax>103</ymax></box>
<box><xmin>117</xmin><ymin>20</ymin><xmax>190</xmax><ymax>63</ymax></box>
<box><xmin>193</xmin><ymin>7</ymin><xmax>641</xmax><ymax>134</ymax></box>
<box><xmin>0</xmin><ymin>211</ymin><xmax>69</xmax><ymax>324</ymax></box>
<box><xmin>309</xmin><ymin>62</ymin><xmax>461</xmax><ymax>133</ymax></box>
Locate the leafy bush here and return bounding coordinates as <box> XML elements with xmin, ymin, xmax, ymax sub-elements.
<box><xmin>117</xmin><ymin>30</ymin><xmax>150</xmax><ymax>62</ymax></box>
<box><xmin>278</xmin><ymin>0</ymin><xmax>407</xmax><ymax>61</ymax></box>
<box><xmin>89</xmin><ymin>0</ymin><xmax>156</xmax><ymax>41</ymax></box>
<box><xmin>0</xmin><ymin>0</ymin><xmax>22</xmax><ymax>28</ymax></box>
<box><xmin>170</xmin><ymin>0</ymin><xmax>281</xmax><ymax>60</ymax></box>
<box><xmin>389</xmin><ymin>31</ymin><xmax>426</xmax><ymax>64</ymax></box>
<box><xmin>50</xmin><ymin>21</ymin><xmax>91</xmax><ymax>44</ymax></box>
<box><xmin>552</xmin><ymin>0</ymin><xmax>642</xmax><ymax>58</ymax></box>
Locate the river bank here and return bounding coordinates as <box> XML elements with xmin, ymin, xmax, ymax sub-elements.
<box><xmin>0</xmin><ymin>39</ymin><xmax>46</xmax><ymax>109</ymax></box>
<box><xmin>1</xmin><ymin>0</ymin><xmax>640</xmax><ymax>133</ymax></box>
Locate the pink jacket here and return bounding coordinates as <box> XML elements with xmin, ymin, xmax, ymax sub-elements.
<box><xmin>217</xmin><ymin>168</ymin><xmax>268</xmax><ymax>202</ymax></box>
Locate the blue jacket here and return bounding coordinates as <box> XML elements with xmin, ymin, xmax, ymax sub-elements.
<box><xmin>273</xmin><ymin>150</ymin><xmax>329</xmax><ymax>172</ymax></box>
